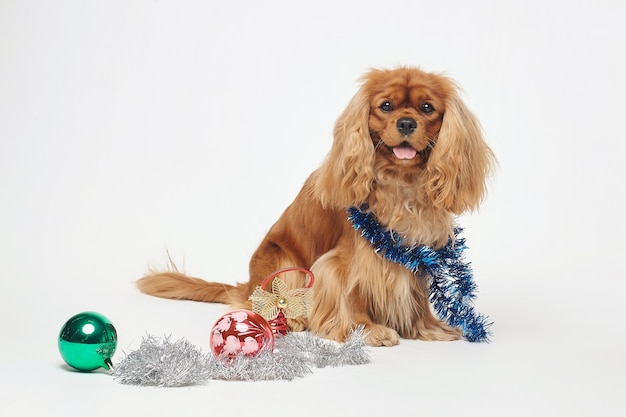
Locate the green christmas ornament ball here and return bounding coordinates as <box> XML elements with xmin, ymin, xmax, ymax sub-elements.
<box><xmin>58</xmin><ymin>311</ymin><xmax>117</xmax><ymax>371</ymax></box>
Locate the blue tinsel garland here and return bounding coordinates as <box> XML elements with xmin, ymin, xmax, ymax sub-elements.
<box><xmin>347</xmin><ymin>207</ymin><xmax>491</xmax><ymax>342</ymax></box>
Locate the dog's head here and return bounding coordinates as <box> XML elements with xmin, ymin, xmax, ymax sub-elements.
<box><xmin>314</xmin><ymin>67</ymin><xmax>494</xmax><ymax>214</ymax></box>
<box><xmin>364</xmin><ymin>68</ymin><xmax>451</xmax><ymax>168</ymax></box>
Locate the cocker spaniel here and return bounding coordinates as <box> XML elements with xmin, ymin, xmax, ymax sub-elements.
<box><xmin>137</xmin><ymin>67</ymin><xmax>494</xmax><ymax>347</ymax></box>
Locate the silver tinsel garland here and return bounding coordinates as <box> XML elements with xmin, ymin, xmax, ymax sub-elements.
<box><xmin>112</xmin><ymin>327</ymin><xmax>370</xmax><ymax>386</ymax></box>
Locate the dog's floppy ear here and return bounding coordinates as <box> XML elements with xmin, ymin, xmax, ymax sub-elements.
<box><xmin>313</xmin><ymin>86</ymin><xmax>374</xmax><ymax>208</ymax></box>
<box><xmin>424</xmin><ymin>93</ymin><xmax>494</xmax><ymax>214</ymax></box>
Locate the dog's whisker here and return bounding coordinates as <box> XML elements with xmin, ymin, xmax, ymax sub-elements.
<box><xmin>424</xmin><ymin>133</ymin><xmax>437</xmax><ymax>148</ymax></box>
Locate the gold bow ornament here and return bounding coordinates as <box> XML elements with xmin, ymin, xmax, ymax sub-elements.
<box><xmin>248</xmin><ymin>267</ymin><xmax>314</xmax><ymax>335</ymax></box>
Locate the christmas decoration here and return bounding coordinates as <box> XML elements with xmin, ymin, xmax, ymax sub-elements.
<box><xmin>249</xmin><ymin>267</ymin><xmax>314</xmax><ymax>335</ymax></box>
<box><xmin>347</xmin><ymin>206</ymin><xmax>492</xmax><ymax>342</ymax></box>
<box><xmin>112</xmin><ymin>335</ymin><xmax>212</xmax><ymax>386</ymax></box>
<box><xmin>209</xmin><ymin>310</ymin><xmax>274</xmax><ymax>360</ymax></box>
<box><xmin>58</xmin><ymin>311</ymin><xmax>118</xmax><ymax>371</ymax></box>
<box><xmin>113</xmin><ymin>326</ymin><xmax>370</xmax><ymax>386</ymax></box>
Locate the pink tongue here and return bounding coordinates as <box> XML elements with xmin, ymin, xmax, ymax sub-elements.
<box><xmin>392</xmin><ymin>146</ymin><xmax>418</xmax><ymax>160</ymax></box>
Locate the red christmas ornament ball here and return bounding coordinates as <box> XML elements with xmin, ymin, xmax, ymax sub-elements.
<box><xmin>209</xmin><ymin>309</ymin><xmax>274</xmax><ymax>360</ymax></box>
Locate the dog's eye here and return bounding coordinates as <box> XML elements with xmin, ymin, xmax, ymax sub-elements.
<box><xmin>420</xmin><ymin>102</ymin><xmax>435</xmax><ymax>114</ymax></box>
<box><xmin>379</xmin><ymin>101</ymin><xmax>394</xmax><ymax>112</ymax></box>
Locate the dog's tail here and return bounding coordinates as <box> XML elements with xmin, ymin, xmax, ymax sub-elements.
<box><xmin>136</xmin><ymin>272</ymin><xmax>244</xmax><ymax>305</ymax></box>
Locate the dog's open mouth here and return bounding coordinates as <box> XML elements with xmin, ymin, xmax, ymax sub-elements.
<box><xmin>392</xmin><ymin>143</ymin><xmax>418</xmax><ymax>160</ymax></box>
<box><xmin>387</xmin><ymin>141</ymin><xmax>432</xmax><ymax>161</ymax></box>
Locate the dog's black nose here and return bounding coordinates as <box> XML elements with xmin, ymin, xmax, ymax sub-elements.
<box><xmin>396</xmin><ymin>117</ymin><xmax>417</xmax><ymax>135</ymax></box>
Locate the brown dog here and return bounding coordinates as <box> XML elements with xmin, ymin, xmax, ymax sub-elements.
<box><xmin>137</xmin><ymin>67</ymin><xmax>494</xmax><ymax>346</ymax></box>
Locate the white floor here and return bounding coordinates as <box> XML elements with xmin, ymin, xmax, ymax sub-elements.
<box><xmin>3</xmin><ymin>288</ymin><xmax>623</xmax><ymax>416</ymax></box>
<box><xmin>1</xmin><ymin>1</ymin><xmax>625</xmax><ymax>416</ymax></box>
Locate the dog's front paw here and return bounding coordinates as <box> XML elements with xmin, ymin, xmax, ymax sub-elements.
<box><xmin>417</xmin><ymin>320</ymin><xmax>462</xmax><ymax>341</ymax></box>
<box><xmin>364</xmin><ymin>324</ymin><xmax>400</xmax><ymax>347</ymax></box>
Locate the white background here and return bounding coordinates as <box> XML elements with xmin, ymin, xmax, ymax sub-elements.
<box><xmin>1</xmin><ymin>0</ymin><xmax>625</xmax><ymax>415</ymax></box>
